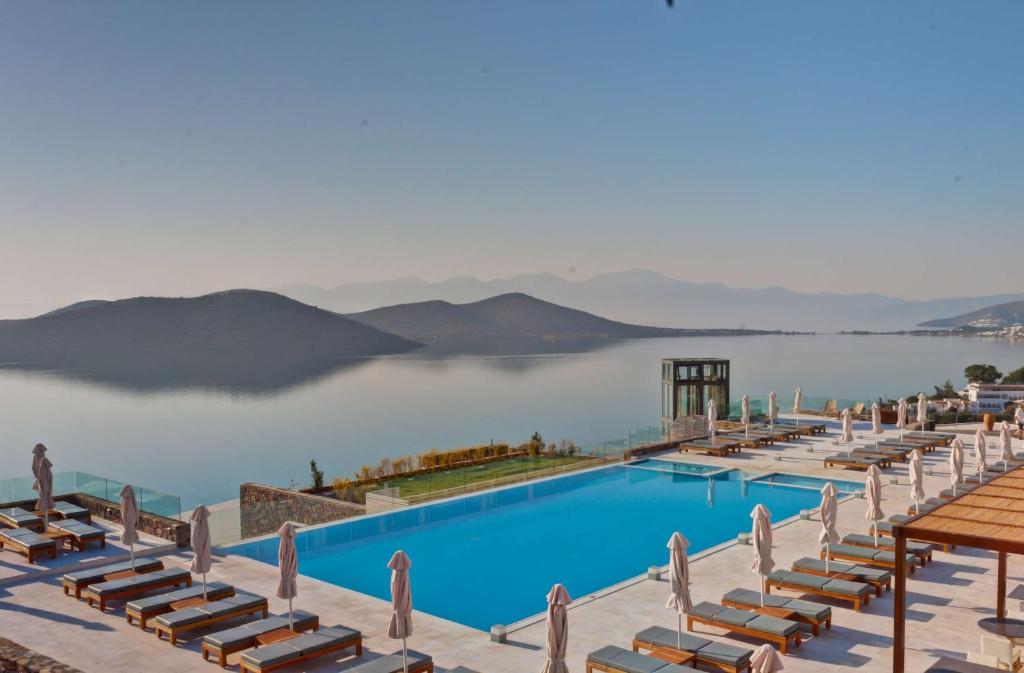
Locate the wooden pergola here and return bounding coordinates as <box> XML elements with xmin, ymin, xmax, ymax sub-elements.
<box><xmin>893</xmin><ymin>466</ymin><xmax>1024</xmax><ymax>673</ymax></box>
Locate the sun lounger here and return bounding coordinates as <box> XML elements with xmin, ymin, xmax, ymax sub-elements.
<box><xmin>903</xmin><ymin>431</ymin><xmax>955</xmax><ymax>446</ymax></box>
<box><xmin>820</xmin><ymin>400</ymin><xmax>839</xmax><ymax>417</ymax></box>
<box><xmin>200</xmin><ymin>611</ymin><xmax>318</xmax><ymax>667</ymax></box>
<box><xmin>0</xmin><ymin>527</ymin><xmax>58</xmax><ymax>563</ymax></box>
<box><xmin>790</xmin><ymin>557</ymin><xmax>891</xmax><ymax>595</ymax></box>
<box><xmin>880</xmin><ymin>438</ymin><xmax>937</xmax><ymax>452</ymax></box>
<box><xmin>907</xmin><ymin>498</ymin><xmax>943</xmax><ymax>516</ymax></box>
<box><xmin>0</xmin><ymin>507</ymin><xmax>43</xmax><ymax>532</ymax></box>
<box><xmin>47</xmin><ymin>519</ymin><xmax>106</xmax><ymax>552</ymax></box>
<box><xmin>344</xmin><ymin>650</ymin><xmax>433</xmax><ymax>673</ymax></box>
<box><xmin>679</xmin><ymin>439</ymin><xmax>740</xmax><ymax>457</ymax></box>
<box><xmin>823</xmin><ymin>453</ymin><xmax>889</xmax><ymax>471</ymax></box>
<box><xmin>237</xmin><ymin>624</ymin><xmax>362</xmax><ymax>673</ymax></box>
<box><xmin>765</xmin><ymin>569</ymin><xmax>872</xmax><ymax>611</ymax></box>
<box><xmin>721</xmin><ymin>588</ymin><xmax>831</xmax><ymax>636</ymax></box>
<box><xmin>721</xmin><ymin>433</ymin><xmax>771</xmax><ymax>448</ymax></box>
<box><xmin>743</xmin><ymin>429</ymin><xmax>790</xmax><ymax>443</ymax></box>
<box><xmin>587</xmin><ymin>644</ymin><xmax>693</xmax><ymax>673</ymax></box>
<box><xmin>62</xmin><ymin>558</ymin><xmax>164</xmax><ymax>598</ymax></box>
<box><xmin>753</xmin><ymin>426</ymin><xmax>801</xmax><ymax>441</ymax></box>
<box><xmin>633</xmin><ymin>625</ymin><xmax>753</xmax><ymax>673</ymax></box>
<box><xmin>126</xmin><ymin>582</ymin><xmax>235</xmax><ymax>630</ymax></box>
<box><xmin>771</xmin><ymin>421</ymin><xmax>826</xmax><ymax>435</ymax></box>
<box><xmin>852</xmin><ymin>445</ymin><xmax>911</xmax><ymax>462</ymax></box>
<box><xmin>84</xmin><ymin>567</ymin><xmax>192</xmax><ymax>611</ymax></box>
<box><xmin>51</xmin><ymin>501</ymin><xmax>91</xmax><ymax>523</ymax></box>
<box><xmin>841</xmin><ymin>533</ymin><xmax>934</xmax><ymax>565</ymax></box>
<box><xmin>687</xmin><ymin>601</ymin><xmax>802</xmax><ymax>654</ymax></box>
<box><xmin>940</xmin><ymin>483</ymin><xmax>978</xmax><ymax>498</ymax></box>
<box><xmin>851</xmin><ymin>402</ymin><xmax>866</xmax><ymax>418</ymax></box>
<box><xmin>154</xmin><ymin>593</ymin><xmax>269</xmax><ymax>645</ymax></box>
<box><xmin>822</xmin><ymin>543</ymin><xmax>919</xmax><ymax>574</ymax></box>
<box><xmin>872</xmin><ymin>516</ymin><xmax>954</xmax><ymax>553</ymax></box>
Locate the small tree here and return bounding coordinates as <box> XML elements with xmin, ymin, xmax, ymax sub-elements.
<box><xmin>965</xmin><ymin>364</ymin><xmax>1003</xmax><ymax>384</ymax></box>
<box><xmin>1002</xmin><ymin>367</ymin><xmax>1024</xmax><ymax>384</ymax></box>
<box><xmin>931</xmin><ymin>380</ymin><xmax>959</xmax><ymax>400</ymax></box>
<box><xmin>310</xmin><ymin>459</ymin><xmax>325</xmax><ymax>490</ymax></box>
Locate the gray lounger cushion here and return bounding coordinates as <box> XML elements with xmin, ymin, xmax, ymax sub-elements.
<box><xmin>769</xmin><ymin>570</ymin><xmax>829</xmax><ymax>589</ymax></box>
<box><xmin>746</xmin><ymin>615</ymin><xmax>801</xmax><ymax>637</ymax></box>
<box><xmin>346</xmin><ymin>650</ymin><xmax>432</xmax><ymax>673</ymax></box>
<box><xmin>829</xmin><ymin>544</ymin><xmax>879</xmax><ymax>560</ymax></box>
<box><xmin>64</xmin><ymin>558</ymin><xmax>162</xmax><ymax>585</ymax></box>
<box><xmin>724</xmin><ymin>588</ymin><xmax>789</xmax><ymax>609</ymax></box>
<box><xmin>793</xmin><ymin>557</ymin><xmax>891</xmax><ymax>582</ymax></box>
<box><xmin>202</xmin><ymin>613</ymin><xmax>317</xmax><ymax>649</ymax></box>
<box><xmin>635</xmin><ymin>626</ymin><xmax>712</xmax><ymax>653</ymax></box>
<box><xmin>822</xmin><ymin>578</ymin><xmax>871</xmax><ymax>597</ymax></box>
<box><xmin>708</xmin><ymin>605</ymin><xmax>758</xmax><ymax>628</ymax></box>
<box><xmin>126</xmin><ymin>582</ymin><xmax>233</xmax><ymax>614</ymax></box>
<box><xmin>88</xmin><ymin>568</ymin><xmax>190</xmax><ymax>596</ymax></box>
<box><xmin>588</xmin><ymin>645</ymin><xmax>689</xmax><ymax>673</ymax></box>
<box><xmin>843</xmin><ymin>534</ymin><xmax>933</xmax><ymax>555</ymax></box>
<box><xmin>195</xmin><ymin>593</ymin><xmax>265</xmax><ymax>618</ymax></box>
<box><xmin>869</xmin><ymin>549</ymin><xmax>920</xmax><ymax>567</ymax></box>
<box><xmin>53</xmin><ymin>502</ymin><xmax>90</xmax><ymax>519</ymax></box>
<box><xmin>783</xmin><ymin>598</ymin><xmax>831</xmax><ymax>621</ymax></box>
<box><xmin>695</xmin><ymin>641</ymin><xmax>754</xmax><ymax>667</ymax></box>
<box><xmin>689</xmin><ymin>601</ymin><xmax>727</xmax><ymax>621</ymax></box>
<box><xmin>50</xmin><ymin>520</ymin><xmax>104</xmax><ymax>539</ymax></box>
<box><xmin>0</xmin><ymin>527</ymin><xmax>55</xmax><ymax>550</ymax></box>
<box><xmin>0</xmin><ymin>508</ymin><xmax>41</xmax><ymax>528</ymax></box>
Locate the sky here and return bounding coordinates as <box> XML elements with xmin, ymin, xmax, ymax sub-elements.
<box><xmin>2</xmin><ymin>1</ymin><xmax>1023</xmax><ymax>315</ymax></box>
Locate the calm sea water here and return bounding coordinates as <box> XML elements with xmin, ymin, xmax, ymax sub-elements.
<box><xmin>0</xmin><ymin>334</ymin><xmax>1020</xmax><ymax>508</ymax></box>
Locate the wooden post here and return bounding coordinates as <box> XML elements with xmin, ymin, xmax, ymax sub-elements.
<box><xmin>893</xmin><ymin>528</ymin><xmax>906</xmax><ymax>673</ymax></box>
<box><xmin>998</xmin><ymin>551</ymin><xmax>1008</xmax><ymax>620</ymax></box>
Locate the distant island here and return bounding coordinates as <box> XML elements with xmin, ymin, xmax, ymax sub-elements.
<box><xmin>0</xmin><ymin>289</ymin><xmax>796</xmax><ymax>391</ymax></box>
<box><xmin>347</xmin><ymin>292</ymin><xmax>794</xmax><ymax>352</ymax></box>
<box><xmin>915</xmin><ymin>299</ymin><xmax>1024</xmax><ymax>337</ymax></box>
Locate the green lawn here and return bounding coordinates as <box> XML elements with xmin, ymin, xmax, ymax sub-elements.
<box><xmin>385</xmin><ymin>454</ymin><xmax>600</xmax><ymax>501</ymax></box>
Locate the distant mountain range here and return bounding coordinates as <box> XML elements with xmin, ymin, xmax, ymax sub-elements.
<box><xmin>347</xmin><ymin>292</ymin><xmax>776</xmax><ymax>351</ymax></box>
<box><xmin>919</xmin><ymin>299</ymin><xmax>1024</xmax><ymax>329</ymax></box>
<box><xmin>276</xmin><ymin>270</ymin><xmax>1024</xmax><ymax>332</ymax></box>
<box><xmin>0</xmin><ymin>288</ymin><xmax>780</xmax><ymax>391</ymax></box>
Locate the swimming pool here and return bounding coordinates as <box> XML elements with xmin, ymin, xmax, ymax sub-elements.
<box><xmin>628</xmin><ymin>458</ymin><xmax>728</xmax><ymax>476</ymax></box>
<box><xmin>745</xmin><ymin>472</ymin><xmax>862</xmax><ymax>495</ymax></box>
<box><xmin>226</xmin><ymin>465</ymin><xmax>843</xmax><ymax>631</ymax></box>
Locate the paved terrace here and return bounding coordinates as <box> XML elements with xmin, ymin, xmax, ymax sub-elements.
<box><xmin>1</xmin><ymin>418</ymin><xmax>1022</xmax><ymax>673</ymax></box>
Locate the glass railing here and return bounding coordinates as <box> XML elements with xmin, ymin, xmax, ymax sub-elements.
<box><xmin>0</xmin><ymin>470</ymin><xmax>182</xmax><ymax>520</ymax></box>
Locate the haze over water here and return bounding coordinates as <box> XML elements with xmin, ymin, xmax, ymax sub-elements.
<box><xmin>0</xmin><ymin>334</ymin><xmax>1020</xmax><ymax>509</ymax></box>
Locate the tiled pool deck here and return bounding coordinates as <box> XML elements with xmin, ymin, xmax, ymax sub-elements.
<box><xmin>1</xmin><ymin>420</ymin><xmax>1019</xmax><ymax>672</ymax></box>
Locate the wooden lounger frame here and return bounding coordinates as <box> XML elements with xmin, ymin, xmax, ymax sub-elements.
<box><xmin>236</xmin><ymin>629</ymin><xmax>363</xmax><ymax>673</ymax></box>
<box><xmin>631</xmin><ymin>639</ymin><xmax>752</xmax><ymax>673</ymax></box>
<box><xmin>820</xmin><ymin>549</ymin><xmax>915</xmax><ymax>575</ymax></box>
<box><xmin>851</xmin><ymin>447</ymin><xmax>910</xmax><ymax>463</ymax></box>
<box><xmin>155</xmin><ymin>601</ymin><xmax>269</xmax><ymax>646</ymax></box>
<box><xmin>87</xmin><ymin>574</ymin><xmax>192</xmax><ymax>612</ymax></box>
<box><xmin>720</xmin><ymin>597</ymin><xmax>830</xmax><ymax>636</ymax></box>
<box><xmin>126</xmin><ymin>588</ymin><xmax>237</xmax><ymax>630</ymax></box>
<box><xmin>679</xmin><ymin>441</ymin><xmax>740</xmax><ymax>457</ymax></box>
<box><xmin>686</xmin><ymin>612</ymin><xmax>801</xmax><ymax>655</ymax></box>
<box><xmin>50</xmin><ymin>526</ymin><xmax>106</xmax><ymax>552</ymax></box>
<box><xmin>790</xmin><ymin>563</ymin><xmax>889</xmax><ymax>597</ymax></box>
<box><xmin>63</xmin><ymin>563</ymin><xmax>164</xmax><ymax>599</ymax></box>
<box><xmin>764</xmin><ymin>576</ymin><xmax>869</xmax><ymax>612</ymax></box>
<box><xmin>722</xmin><ymin>434</ymin><xmax>770</xmax><ymax>448</ymax></box>
<box><xmin>0</xmin><ymin>534</ymin><xmax>56</xmax><ymax>564</ymax></box>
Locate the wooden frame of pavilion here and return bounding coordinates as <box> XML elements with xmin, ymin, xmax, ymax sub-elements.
<box><xmin>893</xmin><ymin>466</ymin><xmax>1024</xmax><ymax>673</ymax></box>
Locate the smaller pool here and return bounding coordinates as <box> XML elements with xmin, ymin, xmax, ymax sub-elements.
<box><xmin>747</xmin><ymin>472</ymin><xmax>862</xmax><ymax>496</ymax></box>
<box><xmin>628</xmin><ymin>458</ymin><xmax>730</xmax><ymax>476</ymax></box>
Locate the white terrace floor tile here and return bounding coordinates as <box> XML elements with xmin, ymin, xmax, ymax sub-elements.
<box><xmin>0</xmin><ymin>421</ymin><xmax>1021</xmax><ymax>673</ymax></box>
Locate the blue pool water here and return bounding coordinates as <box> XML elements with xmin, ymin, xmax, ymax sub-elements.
<box><xmin>227</xmin><ymin>465</ymin><xmax>841</xmax><ymax>630</ymax></box>
<box><xmin>628</xmin><ymin>458</ymin><xmax>726</xmax><ymax>475</ymax></box>
<box><xmin>747</xmin><ymin>472</ymin><xmax>862</xmax><ymax>495</ymax></box>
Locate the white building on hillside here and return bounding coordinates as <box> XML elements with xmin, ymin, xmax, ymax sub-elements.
<box><xmin>964</xmin><ymin>382</ymin><xmax>1024</xmax><ymax>413</ymax></box>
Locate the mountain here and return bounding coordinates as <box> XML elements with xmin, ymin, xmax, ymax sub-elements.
<box><xmin>0</xmin><ymin>291</ymin><xmax>419</xmax><ymax>388</ymax></box>
<box><xmin>38</xmin><ymin>299</ymin><xmax>111</xmax><ymax>317</ymax></box>
<box><xmin>275</xmin><ymin>271</ymin><xmax>1024</xmax><ymax>332</ymax></box>
<box><xmin>919</xmin><ymin>300</ymin><xmax>1024</xmax><ymax>329</ymax></box>
<box><xmin>347</xmin><ymin>292</ymin><xmax>775</xmax><ymax>349</ymax></box>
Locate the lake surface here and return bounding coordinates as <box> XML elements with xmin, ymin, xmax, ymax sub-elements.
<box><xmin>0</xmin><ymin>334</ymin><xmax>1020</xmax><ymax>508</ymax></box>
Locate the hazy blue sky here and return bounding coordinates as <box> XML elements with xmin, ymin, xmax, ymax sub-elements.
<box><xmin>2</xmin><ymin>1</ymin><xmax>1022</xmax><ymax>313</ymax></box>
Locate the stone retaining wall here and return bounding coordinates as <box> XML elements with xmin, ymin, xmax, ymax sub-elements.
<box><xmin>240</xmin><ymin>483</ymin><xmax>365</xmax><ymax>539</ymax></box>
<box><xmin>0</xmin><ymin>637</ymin><xmax>83</xmax><ymax>673</ymax></box>
<box><xmin>0</xmin><ymin>495</ymin><xmax>190</xmax><ymax>547</ymax></box>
